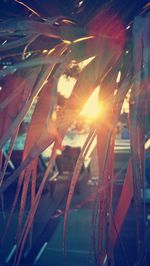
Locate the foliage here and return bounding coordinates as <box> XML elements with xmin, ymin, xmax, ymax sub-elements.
<box><xmin>0</xmin><ymin>2</ymin><xmax>149</xmax><ymax>265</ymax></box>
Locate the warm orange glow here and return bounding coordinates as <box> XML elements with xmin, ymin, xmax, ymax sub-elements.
<box><xmin>15</xmin><ymin>0</ymin><xmax>41</xmax><ymax>17</ymax></box>
<box><xmin>42</xmin><ymin>49</ymin><xmax>48</xmax><ymax>54</ymax></box>
<box><xmin>61</xmin><ymin>19</ymin><xmax>76</xmax><ymax>25</ymax></box>
<box><xmin>62</xmin><ymin>40</ymin><xmax>72</xmax><ymax>44</ymax></box>
<box><xmin>73</xmin><ymin>36</ymin><xmax>95</xmax><ymax>44</ymax></box>
<box><xmin>48</xmin><ymin>48</ymin><xmax>56</xmax><ymax>55</ymax></box>
<box><xmin>80</xmin><ymin>86</ymin><xmax>101</xmax><ymax>119</ymax></box>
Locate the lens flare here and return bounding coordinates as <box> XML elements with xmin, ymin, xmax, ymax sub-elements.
<box><xmin>80</xmin><ymin>86</ymin><xmax>101</xmax><ymax>119</ymax></box>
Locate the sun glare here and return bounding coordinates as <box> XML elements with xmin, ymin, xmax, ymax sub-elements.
<box><xmin>80</xmin><ymin>86</ymin><xmax>100</xmax><ymax>119</ymax></box>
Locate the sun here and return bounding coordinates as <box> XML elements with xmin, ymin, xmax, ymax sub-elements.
<box><xmin>57</xmin><ymin>57</ymin><xmax>102</xmax><ymax>120</ymax></box>
<box><xmin>80</xmin><ymin>86</ymin><xmax>100</xmax><ymax>119</ymax></box>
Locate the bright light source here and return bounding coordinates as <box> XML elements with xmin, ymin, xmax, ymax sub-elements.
<box><xmin>80</xmin><ymin>86</ymin><xmax>100</xmax><ymax>119</ymax></box>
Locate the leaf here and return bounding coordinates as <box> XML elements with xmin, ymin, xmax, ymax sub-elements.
<box><xmin>63</xmin><ymin>128</ymin><xmax>96</xmax><ymax>253</ymax></box>
<box><xmin>14</xmin><ymin>142</ymin><xmax>58</xmax><ymax>266</ymax></box>
<box><xmin>112</xmin><ymin>159</ymin><xmax>133</xmax><ymax>245</ymax></box>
